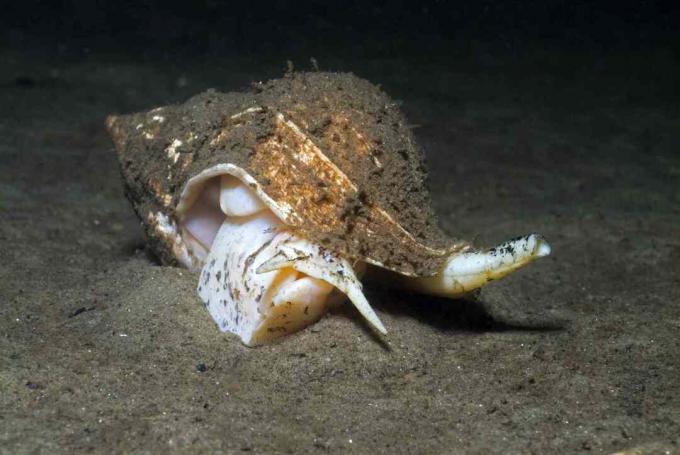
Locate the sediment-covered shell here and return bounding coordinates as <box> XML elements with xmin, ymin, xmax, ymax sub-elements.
<box><xmin>107</xmin><ymin>71</ymin><xmax>553</xmax><ymax>345</ymax></box>
<box><xmin>106</xmin><ymin>72</ymin><xmax>468</xmax><ymax>278</ymax></box>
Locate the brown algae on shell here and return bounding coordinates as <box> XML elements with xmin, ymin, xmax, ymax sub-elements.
<box><xmin>107</xmin><ymin>71</ymin><xmax>551</xmax><ymax>345</ymax></box>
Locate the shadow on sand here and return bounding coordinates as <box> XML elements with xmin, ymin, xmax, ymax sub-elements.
<box><xmin>335</xmin><ymin>286</ymin><xmax>565</xmax><ymax>349</ymax></box>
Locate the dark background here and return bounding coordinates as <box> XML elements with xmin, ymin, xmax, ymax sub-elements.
<box><xmin>4</xmin><ymin>1</ymin><xmax>679</xmax><ymax>61</ymax></box>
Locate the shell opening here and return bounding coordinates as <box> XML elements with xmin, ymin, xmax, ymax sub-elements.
<box><xmin>177</xmin><ymin>171</ymin><xmax>384</xmax><ymax>345</ymax></box>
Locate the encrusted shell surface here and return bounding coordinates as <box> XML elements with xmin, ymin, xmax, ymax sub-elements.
<box><xmin>107</xmin><ymin>72</ymin><xmax>468</xmax><ymax>276</ymax></box>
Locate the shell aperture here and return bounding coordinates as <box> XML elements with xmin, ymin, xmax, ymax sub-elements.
<box><xmin>189</xmin><ymin>174</ymin><xmax>384</xmax><ymax>346</ymax></box>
